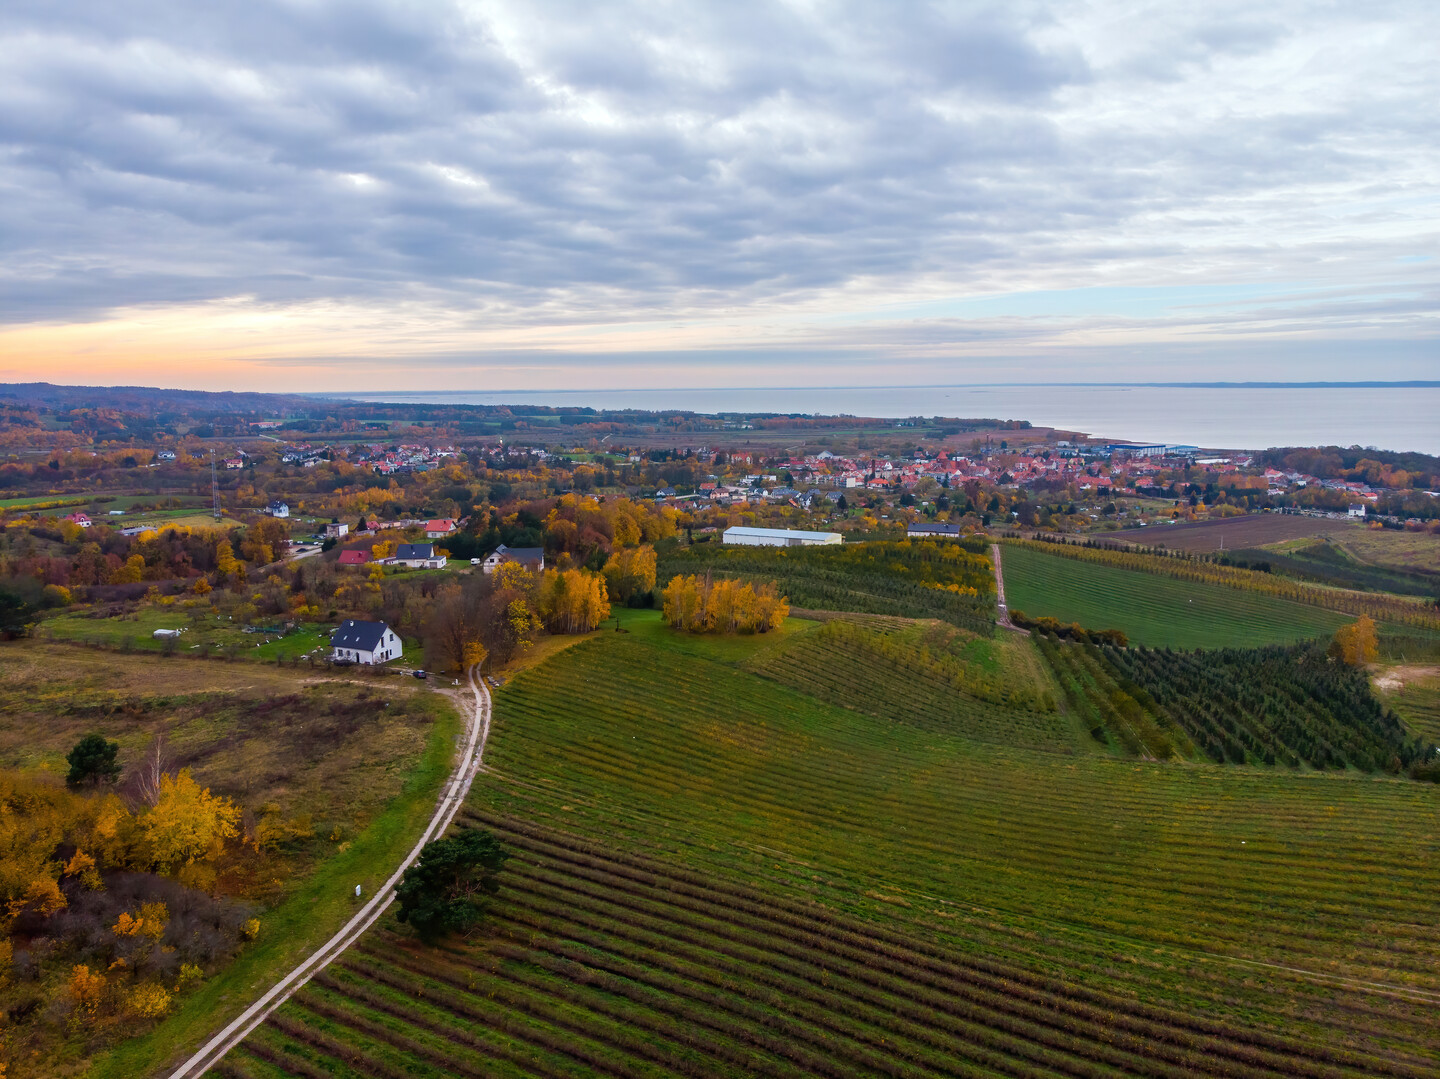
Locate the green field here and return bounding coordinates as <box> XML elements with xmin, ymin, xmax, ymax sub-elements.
<box><xmin>1001</xmin><ymin>543</ymin><xmax>1351</xmax><ymax>648</ymax></box>
<box><xmin>235</xmin><ymin>613</ymin><xmax>1440</xmax><ymax>1076</ymax></box>
<box><xmin>42</xmin><ymin>606</ymin><xmax>333</xmax><ymax>661</ymax></box>
<box><xmin>1382</xmin><ymin>673</ymin><xmax>1440</xmax><ymax>744</ymax></box>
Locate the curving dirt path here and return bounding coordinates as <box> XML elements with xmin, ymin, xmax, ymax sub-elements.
<box><xmin>168</xmin><ymin>665</ymin><xmax>492</xmax><ymax>1078</ymax></box>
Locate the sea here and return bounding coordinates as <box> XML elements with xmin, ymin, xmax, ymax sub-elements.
<box><xmin>326</xmin><ymin>385</ymin><xmax>1440</xmax><ymax>456</ymax></box>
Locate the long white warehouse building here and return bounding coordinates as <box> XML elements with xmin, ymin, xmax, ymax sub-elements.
<box><xmin>722</xmin><ymin>526</ymin><xmax>843</xmax><ymax>547</ymax></box>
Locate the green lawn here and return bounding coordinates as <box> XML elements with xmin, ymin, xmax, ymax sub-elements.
<box><xmin>242</xmin><ymin>620</ymin><xmax>1440</xmax><ymax>1075</ymax></box>
<box><xmin>42</xmin><ymin>606</ymin><xmax>333</xmax><ymax>661</ymax></box>
<box><xmin>1001</xmin><ymin>542</ymin><xmax>1351</xmax><ymax>648</ymax></box>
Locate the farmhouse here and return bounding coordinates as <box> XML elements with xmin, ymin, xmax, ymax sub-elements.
<box><xmin>393</xmin><ymin>543</ymin><xmax>447</xmax><ymax>569</ymax></box>
<box><xmin>1347</xmin><ymin>503</ymin><xmax>1368</xmax><ymax>518</ymax></box>
<box><xmin>425</xmin><ymin>518</ymin><xmax>457</xmax><ymax>539</ymax></box>
<box><xmin>336</xmin><ymin>549</ymin><xmax>370</xmax><ymax>567</ymax></box>
<box><xmin>330</xmin><ymin>620</ymin><xmax>402</xmax><ymax>665</ymax></box>
<box><xmin>482</xmin><ymin>544</ymin><xmax>545</xmax><ymax>574</ymax></box>
<box><xmin>907</xmin><ymin>522</ymin><xmax>962</xmax><ymax>538</ymax></box>
<box><xmin>722</xmin><ymin>526</ymin><xmax>843</xmax><ymax>547</ymax></box>
<box><xmin>65</xmin><ymin>512</ymin><xmax>92</xmax><ymax>528</ymax></box>
<box><xmin>266</xmin><ymin>500</ymin><xmax>290</xmax><ymax>518</ymax></box>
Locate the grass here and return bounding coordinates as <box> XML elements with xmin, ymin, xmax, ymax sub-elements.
<box><xmin>41</xmin><ymin>606</ymin><xmax>333</xmax><ymax>661</ymax></box>
<box><xmin>1376</xmin><ymin>668</ymin><xmax>1440</xmax><ymax>744</ymax></box>
<box><xmin>1001</xmin><ymin>542</ymin><xmax>1351</xmax><ymax>648</ymax></box>
<box><xmin>0</xmin><ymin>644</ymin><xmax>462</xmax><ymax>1078</ymax></box>
<box><xmin>1331</xmin><ymin>527</ymin><xmax>1440</xmax><ymax>574</ymax></box>
<box><xmin>244</xmin><ymin>623</ymin><xmax>1440</xmax><ymax>1075</ymax></box>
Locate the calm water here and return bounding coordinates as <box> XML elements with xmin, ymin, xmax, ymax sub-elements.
<box><xmin>330</xmin><ymin>385</ymin><xmax>1440</xmax><ymax>455</ymax></box>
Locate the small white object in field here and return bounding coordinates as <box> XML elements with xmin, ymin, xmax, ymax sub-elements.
<box><xmin>355</xmin><ymin>884</ymin><xmax>362</xmax><ymax>898</ymax></box>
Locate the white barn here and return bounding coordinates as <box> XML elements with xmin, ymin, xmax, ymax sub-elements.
<box><xmin>722</xmin><ymin>526</ymin><xmax>843</xmax><ymax>547</ymax></box>
<box><xmin>330</xmin><ymin>620</ymin><xmax>402</xmax><ymax>665</ymax></box>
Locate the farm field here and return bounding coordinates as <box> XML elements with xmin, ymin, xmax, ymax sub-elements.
<box><xmin>1110</xmin><ymin>513</ymin><xmax>1348</xmax><ymax>552</ymax></box>
<box><xmin>239</xmin><ymin>621</ymin><xmax>1440</xmax><ymax>1076</ymax></box>
<box><xmin>1000</xmin><ymin>542</ymin><xmax>1350</xmax><ymax>648</ymax></box>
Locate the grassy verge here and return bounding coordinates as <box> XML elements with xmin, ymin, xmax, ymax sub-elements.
<box><xmin>86</xmin><ymin>691</ymin><xmax>462</xmax><ymax>1079</ymax></box>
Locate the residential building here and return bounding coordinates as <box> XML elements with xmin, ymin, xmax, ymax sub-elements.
<box><xmin>266</xmin><ymin>500</ymin><xmax>290</xmax><ymax>518</ymax></box>
<box><xmin>323</xmin><ymin>522</ymin><xmax>349</xmax><ymax>538</ymax></box>
<box><xmin>393</xmin><ymin>543</ymin><xmax>448</xmax><ymax>569</ymax></box>
<box><xmin>425</xmin><ymin>518</ymin><xmax>457</xmax><ymax>539</ymax></box>
<box><xmin>330</xmin><ymin>620</ymin><xmax>402</xmax><ymax>665</ymax></box>
<box><xmin>336</xmin><ymin>549</ymin><xmax>370</xmax><ymax>567</ymax></box>
<box><xmin>482</xmin><ymin>544</ymin><xmax>545</xmax><ymax>573</ymax></box>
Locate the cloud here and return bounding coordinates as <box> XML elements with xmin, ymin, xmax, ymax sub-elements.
<box><xmin>0</xmin><ymin>0</ymin><xmax>1435</xmax><ymax>383</ymax></box>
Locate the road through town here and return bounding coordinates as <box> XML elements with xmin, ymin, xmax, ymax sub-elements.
<box><xmin>168</xmin><ymin>665</ymin><xmax>492</xmax><ymax>1078</ymax></box>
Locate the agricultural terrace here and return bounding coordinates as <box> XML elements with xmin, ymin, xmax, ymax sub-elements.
<box><xmin>658</xmin><ymin>538</ymin><xmax>997</xmax><ymax>635</ymax></box>
<box><xmin>1001</xmin><ymin>542</ymin><xmax>1351</xmax><ymax>649</ymax></box>
<box><xmin>0</xmin><ymin>644</ymin><xmax>460</xmax><ymax>1078</ymax></box>
<box><xmin>240</xmin><ymin>611</ymin><xmax>1440</xmax><ymax>1076</ymax></box>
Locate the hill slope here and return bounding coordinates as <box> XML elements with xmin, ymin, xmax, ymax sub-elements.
<box><xmin>237</xmin><ymin>617</ymin><xmax>1440</xmax><ymax>1076</ymax></box>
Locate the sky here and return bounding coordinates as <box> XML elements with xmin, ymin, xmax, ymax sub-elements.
<box><xmin>0</xmin><ymin>0</ymin><xmax>1436</xmax><ymax>392</ymax></box>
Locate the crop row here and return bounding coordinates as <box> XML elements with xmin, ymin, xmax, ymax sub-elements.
<box><xmin>1101</xmin><ymin>644</ymin><xmax>1433</xmax><ymax>773</ymax></box>
<box><xmin>753</xmin><ymin>622</ymin><xmax>1066</xmax><ymax>747</ymax></box>
<box><xmin>1005</xmin><ymin>538</ymin><xmax>1440</xmax><ymax>633</ymax></box>
<box><xmin>485</xmin><ymin>640</ymin><xmax>1440</xmax><ymax>1000</ymax></box>
<box><xmin>501</xmin><ymin>646</ymin><xmax>1440</xmax><ymax>917</ymax></box>
<box><xmin>240</xmin><ymin>814</ymin><xmax>1436</xmax><ymax>1078</ymax></box>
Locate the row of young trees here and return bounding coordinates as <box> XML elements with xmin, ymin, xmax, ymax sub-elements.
<box><xmin>662</xmin><ymin>573</ymin><xmax>789</xmax><ymax>634</ymax></box>
<box><xmin>1099</xmin><ymin>640</ymin><xmax>1433</xmax><ymax>775</ymax></box>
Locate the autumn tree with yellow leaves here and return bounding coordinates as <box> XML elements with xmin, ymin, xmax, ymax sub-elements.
<box><xmin>602</xmin><ymin>545</ymin><xmax>656</xmax><ymax>603</ymax></box>
<box><xmin>538</xmin><ymin>569</ymin><xmax>611</xmax><ymax>634</ymax></box>
<box><xmin>1329</xmin><ymin>615</ymin><xmax>1379</xmax><ymax>666</ymax></box>
<box><xmin>661</xmin><ymin>573</ymin><xmax>788</xmax><ymax>634</ymax></box>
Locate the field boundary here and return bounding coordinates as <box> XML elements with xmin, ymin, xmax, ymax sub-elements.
<box><xmin>166</xmin><ymin>665</ymin><xmax>492</xmax><ymax>1078</ymax></box>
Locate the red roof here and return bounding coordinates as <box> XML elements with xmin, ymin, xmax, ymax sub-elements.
<box><xmin>337</xmin><ymin>550</ymin><xmax>370</xmax><ymax>565</ymax></box>
<box><xmin>425</xmin><ymin>519</ymin><xmax>456</xmax><ymax>532</ymax></box>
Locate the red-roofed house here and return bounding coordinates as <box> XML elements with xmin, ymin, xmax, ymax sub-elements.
<box><xmin>337</xmin><ymin>549</ymin><xmax>370</xmax><ymax>567</ymax></box>
<box><xmin>425</xmin><ymin>519</ymin><xmax>457</xmax><ymax>539</ymax></box>
<box><xmin>66</xmin><ymin>512</ymin><xmax>92</xmax><ymax>528</ymax></box>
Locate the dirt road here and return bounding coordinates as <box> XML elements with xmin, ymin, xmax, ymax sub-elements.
<box><xmin>168</xmin><ymin>665</ymin><xmax>492</xmax><ymax>1078</ymax></box>
<box><xmin>991</xmin><ymin>544</ymin><xmax>1023</xmax><ymax>633</ymax></box>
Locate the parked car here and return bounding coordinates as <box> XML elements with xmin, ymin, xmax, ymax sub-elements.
<box><xmin>412</xmin><ymin>669</ymin><xmax>428</xmax><ymax>680</ymax></box>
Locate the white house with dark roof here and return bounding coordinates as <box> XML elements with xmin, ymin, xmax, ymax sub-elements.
<box><xmin>482</xmin><ymin>544</ymin><xmax>545</xmax><ymax>574</ymax></box>
<box><xmin>330</xmin><ymin>620</ymin><xmax>402</xmax><ymax>665</ymax></box>
<box><xmin>266</xmin><ymin>500</ymin><xmax>290</xmax><ymax>518</ymax></box>
<box><xmin>392</xmin><ymin>543</ymin><xmax>447</xmax><ymax>569</ymax></box>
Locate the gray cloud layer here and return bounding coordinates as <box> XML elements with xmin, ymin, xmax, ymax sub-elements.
<box><xmin>0</xmin><ymin>0</ymin><xmax>1435</xmax><ymax>373</ymax></box>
